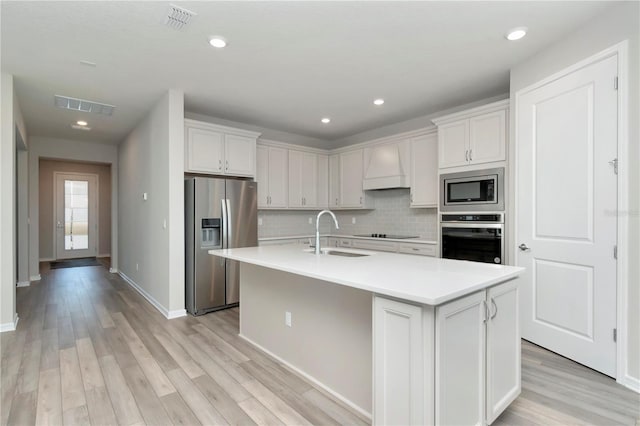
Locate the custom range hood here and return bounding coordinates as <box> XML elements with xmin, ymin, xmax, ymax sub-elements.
<box><xmin>362</xmin><ymin>140</ymin><xmax>410</xmax><ymax>190</ymax></box>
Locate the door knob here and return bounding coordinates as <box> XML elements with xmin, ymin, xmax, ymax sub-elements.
<box><xmin>518</xmin><ymin>243</ymin><xmax>530</xmax><ymax>251</ymax></box>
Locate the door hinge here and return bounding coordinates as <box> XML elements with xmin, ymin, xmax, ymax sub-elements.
<box><xmin>614</xmin><ymin>245</ymin><xmax>618</xmax><ymax>259</ymax></box>
<box><xmin>614</xmin><ymin>76</ymin><xmax>618</xmax><ymax>90</ymax></box>
<box><xmin>613</xmin><ymin>328</ymin><xmax>617</xmax><ymax>342</ymax></box>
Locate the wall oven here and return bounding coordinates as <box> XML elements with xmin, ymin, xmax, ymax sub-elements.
<box><xmin>441</xmin><ymin>213</ymin><xmax>504</xmax><ymax>264</ymax></box>
<box><xmin>440</xmin><ymin>167</ymin><xmax>504</xmax><ymax>212</ymax></box>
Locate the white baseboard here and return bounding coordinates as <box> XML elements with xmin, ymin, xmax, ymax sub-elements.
<box><xmin>30</xmin><ymin>274</ymin><xmax>41</xmax><ymax>281</ymax></box>
<box><xmin>16</xmin><ymin>281</ymin><xmax>30</xmax><ymax>288</ymax></box>
<box><xmin>118</xmin><ymin>271</ymin><xmax>186</xmax><ymax>320</ymax></box>
<box><xmin>39</xmin><ymin>257</ymin><xmax>54</xmax><ymax>262</ymax></box>
<box><xmin>97</xmin><ymin>253</ymin><xmax>111</xmax><ymax>258</ymax></box>
<box><xmin>239</xmin><ymin>333</ymin><xmax>372</xmax><ymax>420</ymax></box>
<box><xmin>619</xmin><ymin>374</ymin><xmax>640</xmax><ymax>394</ymax></box>
<box><xmin>0</xmin><ymin>314</ymin><xmax>19</xmax><ymax>332</ymax></box>
<box><xmin>109</xmin><ymin>268</ymin><xmax>118</xmax><ymax>274</ymax></box>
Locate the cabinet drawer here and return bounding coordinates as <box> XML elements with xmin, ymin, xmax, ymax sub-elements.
<box><xmin>352</xmin><ymin>240</ymin><xmax>397</xmax><ymax>253</ymax></box>
<box><xmin>398</xmin><ymin>244</ymin><xmax>436</xmax><ymax>257</ymax></box>
<box><xmin>338</xmin><ymin>239</ymin><xmax>352</xmax><ymax>247</ymax></box>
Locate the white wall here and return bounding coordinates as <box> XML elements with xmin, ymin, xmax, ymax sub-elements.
<box><xmin>38</xmin><ymin>160</ymin><xmax>112</xmax><ymax>259</ymax></box>
<box><xmin>28</xmin><ymin>137</ymin><xmax>118</xmax><ymax>279</ymax></box>
<box><xmin>118</xmin><ymin>89</ymin><xmax>185</xmax><ymax>317</ymax></box>
<box><xmin>0</xmin><ymin>74</ymin><xmax>18</xmax><ymax>330</ymax></box>
<box><xmin>509</xmin><ymin>2</ymin><xmax>640</xmax><ymax>387</ymax></box>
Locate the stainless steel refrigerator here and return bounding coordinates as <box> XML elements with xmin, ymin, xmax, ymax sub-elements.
<box><xmin>185</xmin><ymin>177</ymin><xmax>258</xmax><ymax>315</ymax></box>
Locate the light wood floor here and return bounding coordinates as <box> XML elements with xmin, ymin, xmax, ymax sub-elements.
<box><xmin>2</xmin><ymin>264</ymin><xmax>639</xmax><ymax>426</ymax></box>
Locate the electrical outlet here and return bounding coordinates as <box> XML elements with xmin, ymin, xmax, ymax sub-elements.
<box><xmin>285</xmin><ymin>311</ymin><xmax>292</xmax><ymax>327</ymax></box>
<box><xmin>352</xmin><ymin>217</ymin><xmax>356</xmax><ymax>224</ymax></box>
<box><xmin>258</xmin><ymin>217</ymin><xmax>263</xmax><ymax>226</ymax></box>
<box><xmin>308</xmin><ymin>217</ymin><xmax>312</xmax><ymax>225</ymax></box>
<box><xmin>136</xmin><ymin>263</ymin><xmax>139</xmax><ymax>271</ymax></box>
<box><xmin>143</xmin><ymin>192</ymin><xmax>148</xmax><ymax>201</ymax></box>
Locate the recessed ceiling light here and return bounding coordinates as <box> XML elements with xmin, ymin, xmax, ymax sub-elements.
<box><xmin>373</xmin><ymin>99</ymin><xmax>385</xmax><ymax>106</ymax></box>
<box><xmin>70</xmin><ymin>124</ymin><xmax>91</xmax><ymax>131</ymax></box>
<box><xmin>506</xmin><ymin>27</ymin><xmax>528</xmax><ymax>41</ymax></box>
<box><xmin>76</xmin><ymin>120</ymin><xmax>88</xmax><ymax>126</ymax></box>
<box><xmin>321</xmin><ymin>118</ymin><xmax>331</xmax><ymax>124</ymax></box>
<box><xmin>209</xmin><ymin>37</ymin><xmax>227</xmax><ymax>48</ymax></box>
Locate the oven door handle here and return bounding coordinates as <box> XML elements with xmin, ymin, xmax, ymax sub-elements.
<box><xmin>440</xmin><ymin>223</ymin><xmax>504</xmax><ymax>229</ymax></box>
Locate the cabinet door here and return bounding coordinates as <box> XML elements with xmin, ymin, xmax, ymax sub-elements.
<box><xmin>438</xmin><ymin>121</ymin><xmax>469</xmax><ymax>169</ymax></box>
<box><xmin>224</xmin><ymin>134</ymin><xmax>256</xmax><ymax>176</ymax></box>
<box><xmin>317</xmin><ymin>154</ymin><xmax>329</xmax><ymax>209</ymax></box>
<box><xmin>329</xmin><ymin>154</ymin><xmax>340</xmax><ymax>208</ymax></box>
<box><xmin>256</xmin><ymin>146</ymin><xmax>270</xmax><ymax>208</ymax></box>
<box><xmin>268</xmin><ymin>147</ymin><xmax>288</xmax><ymax>208</ymax></box>
<box><xmin>301</xmin><ymin>152</ymin><xmax>318</xmax><ymax>207</ymax></box>
<box><xmin>410</xmin><ymin>134</ymin><xmax>438</xmax><ymax>207</ymax></box>
<box><xmin>186</xmin><ymin>127</ymin><xmax>224</xmax><ymax>173</ymax></box>
<box><xmin>469</xmin><ymin>110</ymin><xmax>506</xmax><ymax>165</ymax></box>
<box><xmin>374</xmin><ymin>296</ymin><xmax>432</xmax><ymax>426</ymax></box>
<box><xmin>288</xmin><ymin>150</ymin><xmax>303</xmax><ymax>208</ymax></box>
<box><xmin>340</xmin><ymin>150</ymin><xmax>365</xmax><ymax>207</ymax></box>
<box><xmin>486</xmin><ymin>280</ymin><xmax>520</xmax><ymax>424</ymax></box>
<box><xmin>435</xmin><ymin>290</ymin><xmax>486</xmax><ymax>426</ymax></box>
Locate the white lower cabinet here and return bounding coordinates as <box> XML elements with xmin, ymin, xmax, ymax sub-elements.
<box><xmin>351</xmin><ymin>239</ymin><xmax>397</xmax><ymax>253</ymax></box>
<box><xmin>373</xmin><ymin>280</ymin><xmax>519</xmax><ymax>426</ymax></box>
<box><xmin>374</xmin><ymin>297</ymin><xmax>433</xmax><ymax>426</ymax></box>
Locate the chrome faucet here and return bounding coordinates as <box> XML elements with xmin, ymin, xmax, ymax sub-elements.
<box><xmin>315</xmin><ymin>210</ymin><xmax>339</xmax><ymax>254</ymax></box>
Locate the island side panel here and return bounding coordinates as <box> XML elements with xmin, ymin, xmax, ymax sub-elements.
<box><xmin>239</xmin><ymin>263</ymin><xmax>373</xmax><ymax>416</ymax></box>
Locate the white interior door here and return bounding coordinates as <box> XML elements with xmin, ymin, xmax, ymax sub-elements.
<box><xmin>516</xmin><ymin>54</ymin><xmax>618</xmax><ymax>376</ymax></box>
<box><xmin>55</xmin><ymin>173</ymin><xmax>98</xmax><ymax>260</ymax></box>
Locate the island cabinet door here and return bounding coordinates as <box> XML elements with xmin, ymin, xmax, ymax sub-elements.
<box><xmin>486</xmin><ymin>280</ymin><xmax>520</xmax><ymax>424</ymax></box>
<box><xmin>435</xmin><ymin>290</ymin><xmax>486</xmax><ymax>426</ymax></box>
<box><xmin>373</xmin><ymin>296</ymin><xmax>434</xmax><ymax>426</ymax></box>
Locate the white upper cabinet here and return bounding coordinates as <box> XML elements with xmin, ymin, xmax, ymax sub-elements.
<box><xmin>469</xmin><ymin>110</ymin><xmax>506</xmax><ymax>165</ymax></box>
<box><xmin>317</xmin><ymin>154</ymin><xmax>329</xmax><ymax>209</ymax></box>
<box><xmin>256</xmin><ymin>145</ymin><xmax>288</xmax><ymax>209</ymax></box>
<box><xmin>186</xmin><ymin>126</ymin><xmax>224</xmax><ymax>174</ymax></box>
<box><xmin>329</xmin><ymin>154</ymin><xmax>340</xmax><ymax>208</ymax></box>
<box><xmin>339</xmin><ymin>149</ymin><xmax>372</xmax><ymax>209</ymax></box>
<box><xmin>433</xmin><ymin>100</ymin><xmax>508</xmax><ymax>170</ymax></box>
<box><xmin>184</xmin><ymin>119</ymin><xmax>261</xmax><ymax>177</ymax></box>
<box><xmin>410</xmin><ymin>132</ymin><xmax>438</xmax><ymax>207</ymax></box>
<box><xmin>288</xmin><ymin>150</ymin><xmax>319</xmax><ymax>208</ymax></box>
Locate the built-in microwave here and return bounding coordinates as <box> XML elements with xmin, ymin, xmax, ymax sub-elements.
<box><xmin>440</xmin><ymin>167</ymin><xmax>504</xmax><ymax>212</ymax></box>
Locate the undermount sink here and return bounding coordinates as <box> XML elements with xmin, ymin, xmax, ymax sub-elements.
<box><xmin>303</xmin><ymin>248</ymin><xmax>371</xmax><ymax>257</ymax></box>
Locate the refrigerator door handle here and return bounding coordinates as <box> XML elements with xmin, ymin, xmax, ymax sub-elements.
<box><xmin>221</xmin><ymin>198</ymin><xmax>228</xmax><ymax>249</ymax></box>
<box><xmin>226</xmin><ymin>199</ymin><xmax>233</xmax><ymax>246</ymax></box>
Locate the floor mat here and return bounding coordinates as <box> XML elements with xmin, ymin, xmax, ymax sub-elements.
<box><xmin>49</xmin><ymin>257</ymin><xmax>101</xmax><ymax>269</ymax></box>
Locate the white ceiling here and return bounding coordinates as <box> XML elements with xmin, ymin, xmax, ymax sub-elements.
<box><xmin>1</xmin><ymin>1</ymin><xmax>616</xmax><ymax>147</ymax></box>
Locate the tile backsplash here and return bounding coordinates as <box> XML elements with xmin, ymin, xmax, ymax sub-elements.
<box><xmin>258</xmin><ymin>188</ymin><xmax>438</xmax><ymax>240</ymax></box>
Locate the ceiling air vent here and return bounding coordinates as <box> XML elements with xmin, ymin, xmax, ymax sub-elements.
<box><xmin>163</xmin><ymin>4</ymin><xmax>196</xmax><ymax>30</ymax></box>
<box><xmin>54</xmin><ymin>95</ymin><xmax>115</xmax><ymax>116</ymax></box>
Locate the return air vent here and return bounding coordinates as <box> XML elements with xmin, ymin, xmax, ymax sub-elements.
<box><xmin>54</xmin><ymin>95</ymin><xmax>115</xmax><ymax>116</ymax></box>
<box><xmin>163</xmin><ymin>4</ymin><xmax>196</xmax><ymax>30</ymax></box>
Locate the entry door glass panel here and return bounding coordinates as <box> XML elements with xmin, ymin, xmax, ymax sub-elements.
<box><xmin>55</xmin><ymin>173</ymin><xmax>97</xmax><ymax>260</ymax></box>
<box><xmin>64</xmin><ymin>180</ymin><xmax>89</xmax><ymax>250</ymax></box>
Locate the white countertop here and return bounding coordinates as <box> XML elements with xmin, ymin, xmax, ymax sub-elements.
<box><xmin>210</xmin><ymin>245</ymin><xmax>523</xmax><ymax>306</ymax></box>
<box><xmin>259</xmin><ymin>234</ymin><xmax>438</xmax><ymax>245</ymax></box>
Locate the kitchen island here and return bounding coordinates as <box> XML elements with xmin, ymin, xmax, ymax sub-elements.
<box><xmin>210</xmin><ymin>245</ymin><xmax>524</xmax><ymax>425</ymax></box>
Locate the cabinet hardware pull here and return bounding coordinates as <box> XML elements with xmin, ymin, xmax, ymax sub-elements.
<box><xmin>469</xmin><ymin>149</ymin><xmax>473</xmax><ymax>161</ymax></box>
<box><xmin>410</xmin><ymin>193</ymin><xmax>413</xmax><ymax>203</ymax></box>
<box><xmin>518</xmin><ymin>243</ymin><xmax>530</xmax><ymax>251</ymax></box>
<box><xmin>482</xmin><ymin>300</ymin><xmax>489</xmax><ymax>323</ymax></box>
<box><xmin>491</xmin><ymin>298</ymin><xmax>498</xmax><ymax>319</ymax></box>
<box><xmin>219</xmin><ymin>159</ymin><xmax>222</xmax><ymax>170</ymax></box>
<box><xmin>335</xmin><ymin>198</ymin><xmax>338</xmax><ymax>205</ymax></box>
<box><xmin>465</xmin><ymin>150</ymin><xmax>469</xmax><ymax>162</ymax></box>
<box><xmin>226</xmin><ymin>160</ymin><xmax>229</xmax><ymax>170</ymax></box>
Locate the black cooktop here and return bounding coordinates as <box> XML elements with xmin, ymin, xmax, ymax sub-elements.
<box><xmin>354</xmin><ymin>234</ymin><xmax>420</xmax><ymax>239</ymax></box>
